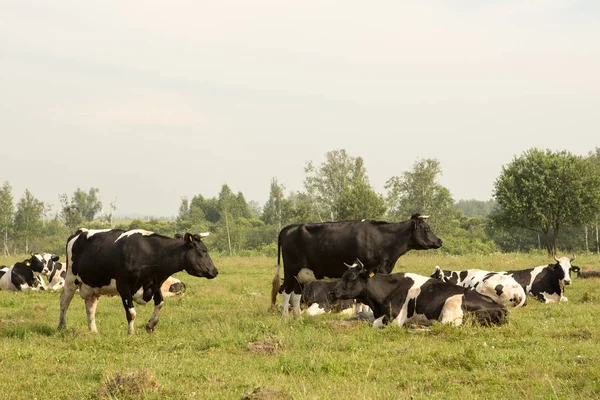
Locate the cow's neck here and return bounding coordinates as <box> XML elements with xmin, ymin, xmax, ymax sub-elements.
<box><xmin>385</xmin><ymin>220</ymin><xmax>415</xmax><ymax>258</ymax></box>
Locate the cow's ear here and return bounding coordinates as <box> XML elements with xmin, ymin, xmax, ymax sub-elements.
<box><xmin>184</xmin><ymin>233</ymin><xmax>194</xmax><ymax>243</ymax></box>
<box><xmin>571</xmin><ymin>265</ymin><xmax>581</xmax><ymax>272</ymax></box>
<box><xmin>52</xmin><ymin>255</ymin><xmax>60</xmax><ymax>262</ymax></box>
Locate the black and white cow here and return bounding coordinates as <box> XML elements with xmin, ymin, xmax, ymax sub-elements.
<box><xmin>504</xmin><ymin>255</ymin><xmax>578</xmax><ymax>303</ymax></box>
<box><xmin>0</xmin><ymin>253</ymin><xmax>55</xmax><ymax>291</ymax></box>
<box><xmin>300</xmin><ymin>280</ymin><xmax>355</xmax><ymax>316</ymax></box>
<box><xmin>272</xmin><ymin>214</ymin><xmax>443</xmax><ymax>317</ymax></box>
<box><xmin>47</xmin><ymin>261</ymin><xmax>67</xmax><ymax>291</ymax></box>
<box><xmin>58</xmin><ymin>228</ymin><xmax>218</xmax><ymax>336</ymax></box>
<box><xmin>329</xmin><ymin>260</ymin><xmax>507</xmax><ymax>328</ymax></box>
<box><xmin>160</xmin><ymin>276</ymin><xmax>187</xmax><ymax>297</ymax></box>
<box><xmin>430</xmin><ymin>266</ymin><xmax>526</xmax><ymax>307</ymax></box>
<box><xmin>574</xmin><ymin>268</ymin><xmax>600</xmax><ymax>279</ymax></box>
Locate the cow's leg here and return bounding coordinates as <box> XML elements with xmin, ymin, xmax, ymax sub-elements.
<box><xmin>85</xmin><ymin>295</ymin><xmax>101</xmax><ymax>333</ymax></box>
<box><xmin>57</xmin><ymin>275</ymin><xmax>78</xmax><ymax>330</ymax></box>
<box><xmin>439</xmin><ymin>295</ymin><xmax>464</xmax><ymax>326</ymax></box>
<box><xmin>117</xmin><ymin>282</ymin><xmax>137</xmax><ymax>336</ymax></box>
<box><xmin>146</xmin><ymin>290</ymin><xmax>164</xmax><ymax>333</ymax></box>
<box><xmin>281</xmin><ymin>291</ymin><xmax>291</xmax><ymax>317</ymax></box>
<box><xmin>291</xmin><ymin>291</ymin><xmax>302</xmax><ymax>318</ymax></box>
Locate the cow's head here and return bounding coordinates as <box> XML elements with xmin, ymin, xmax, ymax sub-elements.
<box><xmin>329</xmin><ymin>259</ymin><xmax>373</xmax><ymax>300</ymax></box>
<box><xmin>28</xmin><ymin>253</ymin><xmax>57</xmax><ymax>275</ymax></box>
<box><xmin>410</xmin><ymin>214</ymin><xmax>443</xmax><ymax>250</ymax></box>
<box><xmin>481</xmin><ymin>280</ymin><xmax>526</xmax><ymax>308</ymax></box>
<box><xmin>37</xmin><ymin>253</ymin><xmax>60</xmax><ymax>275</ymax></box>
<box><xmin>552</xmin><ymin>254</ymin><xmax>576</xmax><ymax>286</ymax></box>
<box><xmin>430</xmin><ymin>266</ymin><xmax>447</xmax><ymax>281</ymax></box>
<box><xmin>182</xmin><ymin>232</ymin><xmax>218</xmax><ymax>279</ymax></box>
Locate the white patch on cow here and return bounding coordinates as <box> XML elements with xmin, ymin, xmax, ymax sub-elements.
<box><xmin>373</xmin><ymin>317</ymin><xmax>385</xmax><ymax>329</ymax></box>
<box><xmin>524</xmin><ymin>266</ymin><xmax>545</xmax><ymax>294</ymax></box>
<box><xmin>340</xmin><ymin>306</ymin><xmax>356</xmax><ymax>316</ymax></box>
<box><xmin>296</xmin><ymin>268</ymin><xmax>317</xmax><ymax>284</ymax></box>
<box><xmin>115</xmin><ymin>229</ymin><xmax>154</xmax><ymax>242</ymax></box>
<box><xmin>281</xmin><ymin>291</ymin><xmax>292</xmax><ymax>317</ymax></box>
<box><xmin>439</xmin><ymin>294</ymin><xmax>464</xmax><ymax>326</ymax></box>
<box><xmin>160</xmin><ymin>276</ymin><xmax>184</xmax><ymax>298</ymax></box>
<box><xmin>199</xmin><ymin>232</ymin><xmax>210</xmax><ymax>237</ymax></box>
<box><xmin>0</xmin><ymin>267</ymin><xmax>16</xmax><ymax>291</ymax></box>
<box><xmin>404</xmin><ymin>273</ymin><xmax>430</xmax><ymax>290</ymax></box>
<box><xmin>540</xmin><ymin>291</ymin><xmax>562</xmax><ymax>303</ymax></box>
<box><xmin>85</xmin><ymin>229</ymin><xmax>111</xmax><ymax>238</ymax></box>
<box><xmin>132</xmin><ymin>287</ymin><xmax>147</xmax><ymax>304</ymax></box>
<box><xmin>79</xmin><ymin>279</ymin><xmax>119</xmax><ymax>299</ymax></box>
<box><xmin>85</xmin><ymin>296</ymin><xmax>100</xmax><ymax>333</ymax></box>
<box><xmin>147</xmin><ymin>301</ymin><xmax>164</xmax><ymax>331</ymax></box>
<box><xmin>304</xmin><ymin>303</ymin><xmax>326</xmax><ymax>316</ymax></box>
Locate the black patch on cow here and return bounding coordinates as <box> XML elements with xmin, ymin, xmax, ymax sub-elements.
<box><xmin>474</xmin><ymin>281</ymin><xmax>480</xmax><ymax>289</ymax></box>
<box><xmin>407</xmin><ymin>297</ymin><xmax>416</xmax><ymax>318</ymax></box>
<box><xmin>482</xmin><ymin>272</ymin><xmax>496</xmax><ymax>282</ymax></box>
<box><xmin>494</xmin><ymin>284</ymin><xmax>504</xmax><ymax>296</ymax></box>
<box><xmin>60</xmin><ymin>270</ymin><xmax>67</xmax><ymax>279</ymax></box>
<box><xmin>169</xmin><ymin>282</ymin><xmax>186</xmax><ymax>293</ymax></box>
<box><xmin>459</xmin><ymin>271</ymin><xmax>468</xmax><ymax>282</ymax></box>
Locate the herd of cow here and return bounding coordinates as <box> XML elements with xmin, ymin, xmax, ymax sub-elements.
<box><xmin>0</xmin><ymin>214</ymin><xmax>594</xmax><ymax>335</ymax></box>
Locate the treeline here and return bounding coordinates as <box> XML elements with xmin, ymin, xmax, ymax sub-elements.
<box><xmin>2</xmin><ymin>148</ymin><xmax>600</xmax><ymax>257</ymax></box>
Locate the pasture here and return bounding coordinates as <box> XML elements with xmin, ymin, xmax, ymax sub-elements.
<box><xmin>1</xmin><ymin>253</ymin><xmax>599</xmax><ymax>399</ymax></box>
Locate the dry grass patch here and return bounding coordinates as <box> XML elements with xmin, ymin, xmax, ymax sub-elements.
<box><xmin>241</xmin><ymin>387</ymin><xmax>292</xmax><ymax>400</ymax></box>
<box><xmin>248</xmin><ymin>334</ymin><xmax>284</xmax><ymax>354</ymax></box>
<box><xmin>98</xmin><ymin>370</ymin><xmax>160</xmax><ymax>399</ymax></box>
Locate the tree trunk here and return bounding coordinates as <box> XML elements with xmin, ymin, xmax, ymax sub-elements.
<box><xmin>25</xmin><ymin>236</ymin><xmax>29</xmax><ymax>254</ymax></box>
<box><xmin>596</xmin><ymin>221</ymin><xmax>599</xmax><ymax>255</ymax></box>
<box><xmin>585</xmin><ymin>226</ymin><xmax>589</xmax><ymax>255</ymax></box>
<box><xmin>3</xmin><ymin>228</ymin><xmax>8</xmax><ymax>256</ymax></box>
<box><xmin>225</xmin><ymin>213</ymin><xmax>232</xmax><ymax>256</ymax></box>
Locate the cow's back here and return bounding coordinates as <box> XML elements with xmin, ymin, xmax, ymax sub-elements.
<box><xmin>69</xmin><ymin>229</ymin><xmax>125</xmax><ymax>286</ymax></box>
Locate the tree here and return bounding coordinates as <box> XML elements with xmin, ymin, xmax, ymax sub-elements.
<box><xmin>60</xmin><ymin>188</ymin><xmax>103</xmax><ymax>231</ymax></box>
<box><xmin>304</xmin><ymin>149</ymin><xmax>378</xmax><ymax>221</ymax></box>
<box><xmin>263</xmin><ymin>178</ymin><xmax>286</xmax><ymax>230</ymax></box>
<box><xmin>385</xmin><ymin>158</ymin><xmax>455</xmax><ymax>233</ymax></box>
<box><xmin>454</xmin><ymin>199</ymin><xmax>497</xmax><ymax>217</ymax></box>
<box><xmin>491</xmin><ymin>148</ymin><xmax>600</xmax><ymax>255</ymax></box>
<box><xmin>14</xmin><ymin>189</ymin><xmax>45</xmax><ymax>253</ymax></box>
<box><xmin>0</xmin><ymin>181</ymin><xmax>14</xmax><ymax>255</ymax></box>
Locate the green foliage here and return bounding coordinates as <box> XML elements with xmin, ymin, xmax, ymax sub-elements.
<box><xmin>385</xmin><ymin>158</ymin><xmax>455</xmax><ymax>235</ymax></box>
<box><xmin>13</xmin><ymin>189</ymin><xmax>45</xmax><ymax>253</ymax></box>
<box><xmin>0</xmin><ymin>181</ymin><xmax>14</xmax><ymax>255</ymax></box>
<box><xmin>492</xmin><ymin>148</ymin><xmax>600</xmax><ymax>255</ymax></box>
<box><xmin>455</xmin><ymin>199</ymin><xmax>496</xmax><ymax>217</ymax></box>
<box><xmin>59</xmin><ymin>188</ymin><xmax>103</xmax><ymax>232</ymax></box>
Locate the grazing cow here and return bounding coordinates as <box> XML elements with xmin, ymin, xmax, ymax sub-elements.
<box><xmin>272</xmin><ymin>214</ymin><xmax>443</xmax><ymax>317</ymax></box>
<box><xmin>57</xmin><ymin>228</ymin><xmax>218</xmax><ymax>336</ymax></box>
<box><xmin>329</xmin><ymin>260</ymin><xmax>507</xmax><ymax>328</ymax></box>
<box><xmin>0</xmin><ymin>254</ymin><xmax>54</xmax><ymax>291</ymax></box>
<box><xmin>504</xmin><ymin>255</ymin><xmax>578</xmax><ymax>303</ymax></box>
<box><xmin>430</xmin><ymin>266</ymin><xmax>526</xmax><ymax>307</ymax></box>
<box><xmin>300</xmin><ymin>280</ymin><xmax>355</xmax><ymax>316</ymax></box>
<box><xmin>574</xmin><ymin>268</ymin><xmax>600</xmax><ymax>279</ymax></box>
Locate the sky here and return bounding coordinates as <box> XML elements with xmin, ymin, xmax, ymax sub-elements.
<box><xmin>1</xmin><ymin>1</ymin><xmax>599</xmax><ymax>218</ymax></box>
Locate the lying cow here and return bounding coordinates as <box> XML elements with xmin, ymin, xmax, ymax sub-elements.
<box><xmin>300</xmin><ymin>280</ymin><xmax>355</xmax><ymax>316</ymax></box>
<box><xmin>160</xmin><ymin>276</ymin><xmax>187</xmax><ymax>297</ymax></box>
<box><xmin>329</xmin><ymin>260</ymin><xmax>507</xmax><ymax>328</ymax></box>
<box><xmin>430</xmin><ymin>266</ymin><xmax>526</xmax><ymax>307</ymax></box>
<box><xmin>504</xmin><ymin>255</ymin><xmax>578</xmax><ymax>303</ymax></box>
<box><xmin>58</xmin><ymin>228</ymin><xmax>218</xmax><ymax>336</ymax></box>
<box><xmin>0</xmin><ymin>254</ymin><xmax>55</xmax><ymax>291</ymax></box>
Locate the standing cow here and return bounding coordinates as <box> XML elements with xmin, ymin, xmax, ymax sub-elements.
<box><xmin>58</xmin><ymin>228</ymin><xmax>218</xmax><ymax>336</ymax></box>
<box><xmin>272</xmin><ymin>214</ymin><xmax>443</xmax><ymax>317</ymax></box>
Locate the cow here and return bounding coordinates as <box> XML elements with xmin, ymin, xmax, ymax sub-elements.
<box><xmin>574</xmin><ymin>268</ymin><xmax>600</xmax><ymax>279</ymax></box>
<box><xmin>300</xmin><ymin>280</ymin><xmax>355</xmax><ymax>316</ymax></box>
<box><xmin>47</xmin><ymin>261</ymin><xmax>67</xmax><ymax>290</ymax></box>
<box><xmin>57</xmin><ymin>228</ymin><xmax>218</xmax><ymax>336</ymax></box>
<box><xmin>0</xmin><ymin>253</ymin><xmax>54</xmax><ymax>291</ymax></box>
<box><xmin>160</xmin><ymin>276</ymin><xmax>186</xmax><ymax>297</ymax></box>
<box><xmin>329</xmin><ymin>259</ymin><xmax>507</xmax><ymax>328</ymax></box>
<box><xmin>504</xmin><ymin>255</ymin><xmax>578</xmax><ymax>303</ymax></box>
<box><xmin>430</xmin><ymin>266</ymin><xmax>526</xmax><ymax>307</ymax></box>
<box><xmin>272</xmin><ymin>214</ymin><xmax>443</xmax><ymax>317</ymax></box>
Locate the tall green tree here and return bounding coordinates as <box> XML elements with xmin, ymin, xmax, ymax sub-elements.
<box><xmin>385</xmin><ymin>158</ymin><xmax>455</xmax><ymax>232</ymax></box>
<box><xmin>0</xmin><ymin>181</ymin><xmax>14</xmax><ymax>255</ymax></box>
<box><xmin>14</xmin><ymin>189</ymin><xmax>45</xmax><ymax>253</ymax></box>
<box><xmin>59</xmin><ymin>188</ymin><xmax>103</xmax><ymax>231</ymax></box>
<box><xmin>491</xmin><ymin>148</ymin><xmax>600</xmax><ymax>255</ymax></box>
<box><xmin>304</xmin><ymin>149</ymin><xmax>381</xmax><ymax>220</ymax></box>
<box><xmin>263</xmin><ymin>178</ymin><xmax>286</xmax><ymax>229</ymax></box>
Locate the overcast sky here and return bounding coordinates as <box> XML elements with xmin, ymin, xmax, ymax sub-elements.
<box><xmin>1</xmin><ymin>1</ymin><xmax>599</xmax><ymax>217</ymax></box>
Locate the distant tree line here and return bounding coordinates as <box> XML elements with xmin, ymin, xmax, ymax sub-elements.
<box><xmin>2</xmin><ymin>147</ymin><xmax>600</xmax><ymax>257</ymax></box>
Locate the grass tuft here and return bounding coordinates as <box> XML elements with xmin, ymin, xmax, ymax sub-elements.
<box><xmin>97</xmin><ymin>370</ymin><xmax>161</xmax><ymax>400</ymax></box>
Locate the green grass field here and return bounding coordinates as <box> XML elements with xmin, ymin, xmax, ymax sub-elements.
<box><xmin>1</xmin><ymin>253</ymin><xmax>599</xmax><ymax>399</ymax></box>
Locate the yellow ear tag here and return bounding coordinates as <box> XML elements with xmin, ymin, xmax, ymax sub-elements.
<box><xmin>368</xmin><ymin>271</ymin><xmax>375</xmax><ymax>278</ymax></box>
<box><xmin>188</xmin><ymin>235</ymin><xmax>193</xmax><ymax>242</ymax></box>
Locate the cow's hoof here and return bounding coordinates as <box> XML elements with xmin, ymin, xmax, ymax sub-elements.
<box><xmin>146</xmin><ymin>324</ymin><xmax>154</xmax><ymax>333</ymax></box>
